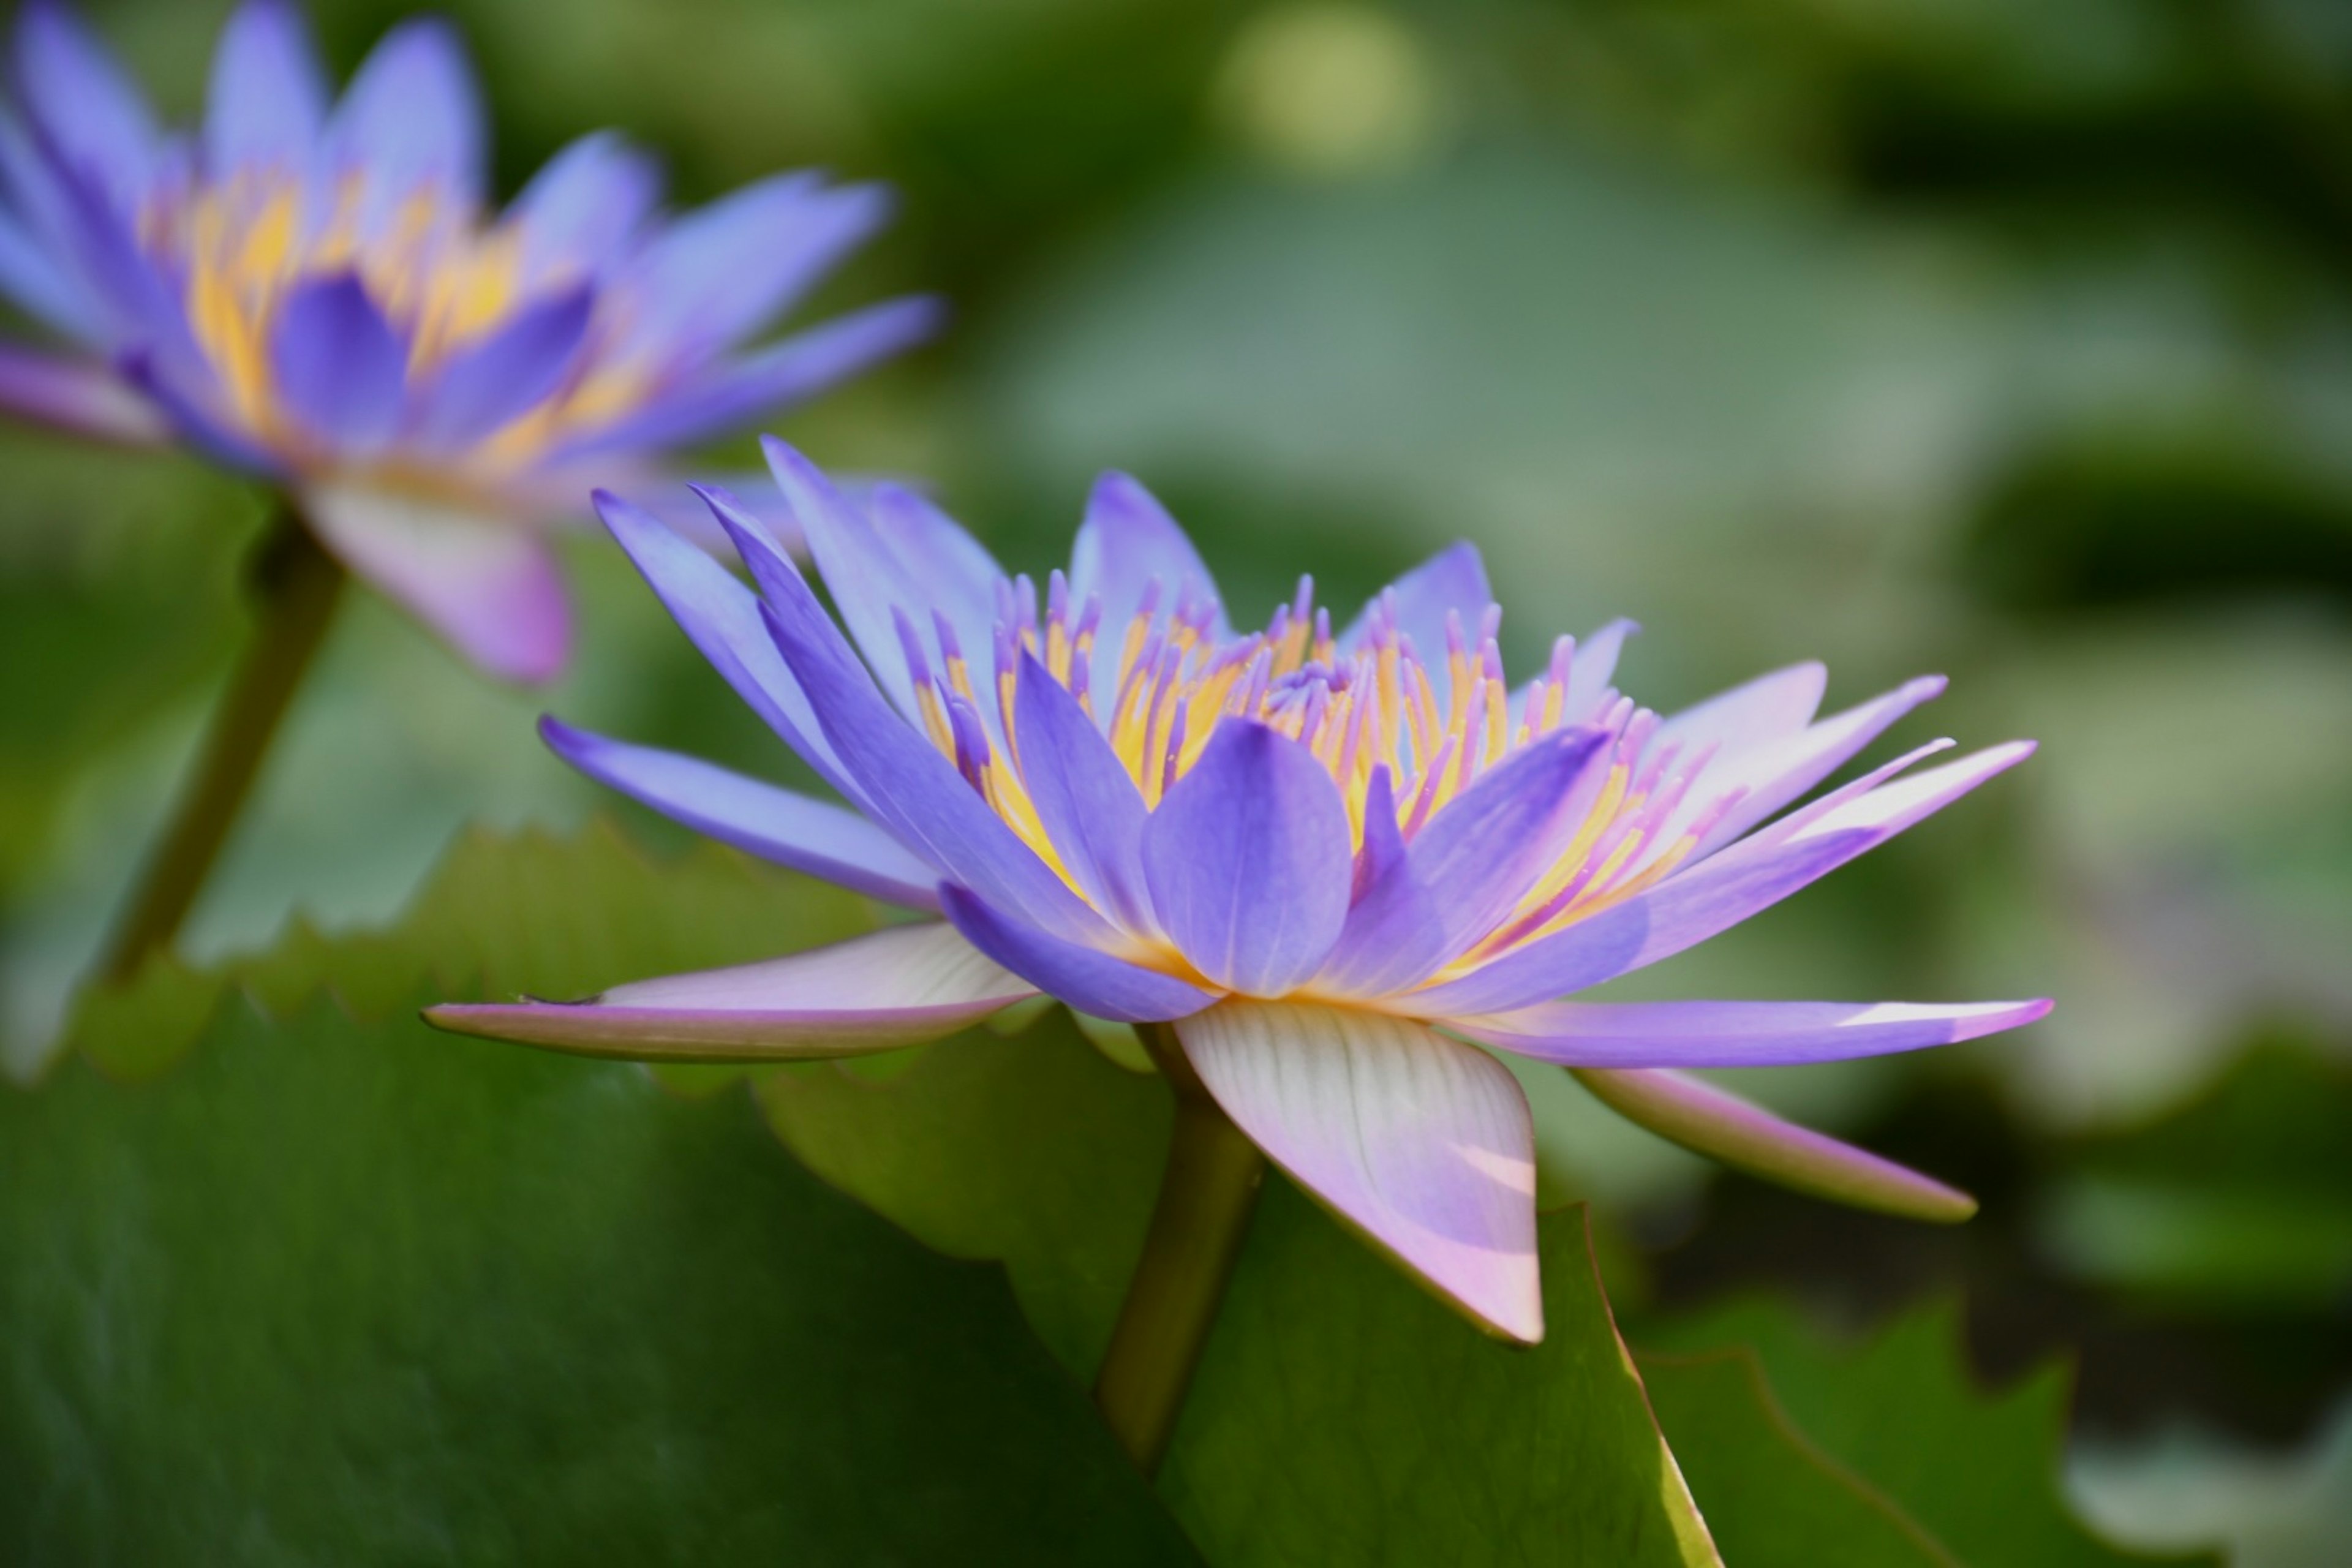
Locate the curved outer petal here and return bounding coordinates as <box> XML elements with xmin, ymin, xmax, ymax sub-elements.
<box><xmin>328</xmin><ymin>16</ymin><xmax>483</xmax><ymax>204</ymax></box>
<box><xmin>1142</xmin><ymin>720</ymin><xmax>1352</xmax><ymax>998</ymax></box>
<box><xmin>1675</xmin><ymin>674</ymin><xmax>1947</xmax><ymax>863</ymax></box>
<box><xmin>410</xmin><ymin>286</ymin><xmax>592</xmax><ymax>449</ymax></box>
<box><xmin>750</xmin><ymin>513</ymin><xmax>1115</xmax><ymax>947</ymax></box>
<box><xmin>426</xmin><ymin>922</ymin><xmax>1034</xmax><ymax>1063</ymax></box>
<box><xmin>1177</xmin><ymin>1000</ymin><xmax>1543</xmax><ymax>1343</ymax></box>
<box><xmin>1405</xmin><ymin>740</ymin><xmax>2034</xmax><ymax>1018</ymax></box>
<box><xmin>558</xmin><ymin>297</ymin><xmax>941</xmax><ymax>459</ymax></box>
<box><xmin>1338</xmin><ymin>541</ymin><xmax>1490</xmax><ymax>658</ymax></box>
<box><xmin>1014</xmin><ymin>652</ymin><xmax>1155</xmax><ymax>930</ymax></box>
<box><xmin>1449</xmin><ymin>997</ymin><xmax>2054</xmax><ymax>1068</ymax></box>
<box><xmin>592</xmin><ymin>487</ymin><xmax>856</xmax><ymax>802</ymax></box>
<box><xmin>1069</xmin><ymin>471</ymin><xmax>1225</xmax><ymax>706</ymax></box>
<box><xmin>510</xmin><ymin>130</ymin><xmax>660</xmax><ymax>281</ymax></box>
<box><xmin>205</xmin><ymin>0</ymin><xmax>328</xmax><ymax>173</ymax></box>
<box><xmin>866</xmin><ymin>481</ymin><xmax>1005</xmax><ymax>696</ymax></box>
<box><xmin>0</xmin><ymin>342</ymin><xmax>162</xmax><ymax>441</ymax></box>
<box><xmin>1316</xmin><ymin>726</ymin><xmax>1611</xmax><ymax>998</ymax></box>
<box><xmin>1653</xmin><ymin>662</ymin><xmax>1827</xmax><ymax>760</ymax></box>
<box><xmin>302</xmin><ymin>481</ymin><xmax>568</xmax><ymax>684</ymax></box>
<box><xmin>763</xmin><ymin>434</ymin><xmax>932</xmax><ymax>717</ymax></box>
<box><xmin>621</xmin><ymin>175</ymin><xmax>892</xmax><ymax>361</ymax></box>
<box><xmin>1558</xmin><ymin>617</ymin><xmax>1635</xmax><ymax>725</ymax></box>
<box><xmin>10</xmin><ymin>0</ymin><xmax>159</xmax><ymax>200</ymax></box>
<box><xmin>1570</xmin><ymin>1067</ymin><xmax>1977</xmax><ymax>1223</ymax></box>
<box><xmin>119</xmin><ymin>349</ymin><xmax>278</xmax><ymax>472</ymax></box>
<box><xmin>0</xmin><ymin>206</ymin><xmax>99</xmax><ymax>337</ymax></box>
<box><xmin>270</xmin><ymin>274</ymin><xmax>407</xmax><ymax>452</ymax></box>
<box><xmin>538</xmin><ymin>717</ymin><xmax>942</xmax><ymax>911</ymax></box>
<box><xmin>940</xmin><ymin>884</ymin><xmax>1218</xmax><ymax>1025</ymax></box>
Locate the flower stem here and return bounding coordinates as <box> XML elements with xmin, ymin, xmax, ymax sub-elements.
<box><xmin>1092</xmin><ymin>1022</ymin><xmax>1266</xmax><ymax>1476</ymax></box>
<box><xmin>92</xmin><ymin>500</ymin><xmax>344</xmax><ymax>986</ymax></box>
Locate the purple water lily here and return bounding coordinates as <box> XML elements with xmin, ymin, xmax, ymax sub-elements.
<box><xmin>0</xmin><ymin>1</ymin><xmax>934</xmax><ymax>680</ymax></box>
<box><xmin>431</xmin><ymin>441</ymin><xmax>2048</xmax><ymax>1343</ymax></box>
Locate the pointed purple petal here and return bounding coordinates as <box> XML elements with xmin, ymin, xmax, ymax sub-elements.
<box><xmin>591</xmin><ymin>486</ymin><xmax>856</xmax><ymax>800</ymax></box>
<box><xmin>1654</xmin><ymin>661</ymin><xmax>1827</xmax><ymax>759</ymax></box>
<box><xmin>1317</xmin><ymin>726</ymin><xmax>1612</xmax><ymax>997</ymax></box>
<box><xmin>622</xmin><ymin>175</ymin><xmax>893</xmax><ymax>361</ymax></box>
<box><xmin>1069</xmin><ymin>471</ymin><xmax>1226</xmax><ymax>706</ymax></box>
<box><xmin>205</xmin><ymin>0</ymin><xmax>327</xmax><ymax>172</ymax></box>
<box><xmin>302</xmin><ymin>482</ymin><xmax>567</xmax><ymax>684</ymax></box>
<box><xmin>510</xmin><ymin>130</ymin><xmax>660</xmax><ymax>280</ymax></box>
<box><xmin>1407</xmin><ymin>741</ymin><xmax>2036</xmax><ymax>1017</ymax></box>
<box><xmin>427</xmin><ymin>922</ymin><xmax>1034</xmax><ymax>1062</ymax></box>
<box><xmin>1682</xmin><ymin>675</ymin><xmax>1947</xmax><ymax>860</ymax></box>
<box><xmin>1014</xmin><ymin>651</ymin><xmax>1153</xmax><ymax>930</ymax></box>
<box><xmin>0</xmin><ymin>343</ymin><xmax>160</xmax><ymax>441</ymax></box>
<box><xmin>539</xmin><ymin>717</ymin><xmax>941</xmax><ymax>911</ymax></box>
<box><xmin>328</xmin><ymin>17</ymin><xmax>482</xmax><ymax>201</ymax></box>
<box><xmin>1142</xmin><ymin>720</ymin><xmax>1352</xmax><ymax>997</ymax></box>
<box><xmin>939</xmin><ymin>884</ymin><xmax>1216</xmax><ymax>1023</ymax></box>
<box><xmin>0</xmin><ymin>206</ymin><xmax>99</xmax><ymax>336</ymax></box>
<box><xmin>1338</xmin><ymin>541</ymin><xmax>1491</xmax><ymax>658</ymax></box>
<box><xmin>1559</xmin><ymin>617</ymin><xmax>1636</xmax><ymax>725</ymax></box>
<box><xmin>761</xmin><ymin>434</ymin><xmax>931</xmax><ymax>717</ymax></box>
<box><xmin>269</xmin><ymin>274</ymin><xmax>407</xmax><ymax>451</ymax></box>
<box><xmin>410</xmin><ymin>287</ymin><xmax>592</xmax><ymax>449</ymax></box>
<box><xmin>10</xmin><ymin>1</ymin><xmax>159</xmax><ymax>200</ymax></box>
<box><xmin>753</xmin><ymin>520</ymin><xmax>1115</xmax><ymax>947</ymax></box>
<box><xmin>866</xmin><ymin>481</ymin><xmax>1005</xmax><ymax>694</ymax></box>
<box><xmin>1178</xmin><ymin>1000</ymin><xmax>1542</xmax><ymax>1342</ymax></box>
<box><xmin>1453</xmin><ymin>997</ymin><xmax>2054</xmax><ymax>1068</ymax></box>
<box><xmin>1571</xmin><ymin>1067</ymin><xmax>1977</xmax><ymax>1222</ymax></box>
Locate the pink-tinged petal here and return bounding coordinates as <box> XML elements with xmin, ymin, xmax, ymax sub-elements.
<box><xmin>10</xmin><ymin>0</ymin><xmax>159</xmax><ymax>201</ymax></box>
<box><xmin>940</xmin><ymin>884</ymin><xmax>1218</xmax><ymax>1024</ymax></box>
<box><xmin>1653</xmin><ymin>661</ymin><xmax>1827</xmax><ymax>759</ymax></box>
<box><xmin>1014</xmin><ymin>652</ymin><xmax>1155</xmax><ymax>930</ymax></box>
<box><xmin>0</xmin><ymin>343</ymin><xmax>161</xmax><ymax>442</ymax></box>
<box><xmin>1177</xmin><ymin>1000</ymin><xmax>1543</xmax><ymax>1342</ymax></box>
<box><xmin>205</xmin><ymin>0</ymin><xmax>328</xmax><ymax>173</ymax></box>
<box><xmin>1559</xmin><ymin>617</ymin><xmax>1636</xmax><ymax>725</ymax></box>
<box><xmin>1142</xmin><ymin>720</ymin><xmax>1353</xmax><ymax>997</ymax></box>
<box><xmin>592</xmin><ymin>487</ymin><xmax>857</xmax><ymax>802</ymax></box>
<box><xmin>1678</xmin><ymin>674</ymin><xmax>1948</xmax><ymax>862</ymax></box>
<box><xmin>1570</xmin><ymin>1067</ymin><xmax>1977</xmax><ymax>1223</ymax></box>
<box><xmin>1450</xmin><ymin>997</ymin><xmax>2054</xmax><ymax>1068</ymax></box>
<box><xmin>538</xmin><ymin>717</ymin><xmax>941</xmax><ymax>911</ymax></box>
<box><xmin>1316</xmin><ymin>726</ymin><xmax>1611</xmax><ymax>997</ymax></box>
<box><xmin>426</xmin><ymin>922</ymin><xmax>1035</xmax><ymax>1063</ymax></box>
<box><xmin>750</xmin><ymin>507</ymin><xmax>1116</xmax><ymax>948</ymax></box>
<box><xmin>327</xmin><ymin>17</ymin><xmax>483</xmax><ymax>204</ymax></box>
<box><xmin>1408</xmin><ymin>740</ymin><xmax>2034</xmax><ymax>1017</ymax></box>
<box><xmin>302</xmin><ymin>482</ymin><xmax>568</xmax><ymax>684</ymax></box>
<box><xmin>1338</xmin><ymin>541</ymin><xmax>1490</xmax><ymax>658</ymax></box>
<box><xmin>269</xmin><ymin>274</ymin><xmax>407</xmax><ymax>453</ymax></box>
<box><xmin>1069</xmin><ymin>471</ymin><xmax>1226</xmax><ymax>707</ymax></box>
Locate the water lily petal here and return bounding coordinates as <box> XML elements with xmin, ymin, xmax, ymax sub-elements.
<box><xmin>1654</xmin><ymin>660</ymin><xmax>1826</xmax><ymax>758</ymax></box>
<box><xmin>0</xmin><ymin>342</ymin><xmax>161</xmax><ymax>441</ymax></box>
<box><xmin>0</xmin><ymin>206</ymin><xmax>96</xmax><ymax>337</ymax></box>
<box><xmin>1338</xmin><ymin>541</ymin><xmax>1490</xmax><ymax>658</ymax></box>
<box><xmin>538</xmin><ymin>717</ymin><xmax>941</xmax><ymax>911</ymax></box>
<box><xmin>10</xmin><ymin>1</ymin><xmax>159</xmax><ymax>200</ymax></box>
<box><xmin>1069</xmin><ymin>471</ymin><xmax>1226</xmax><ymax>706</ymax></box>
<box><xmin>303</xmin><ymin>482</ymin><xmax>567</xmax><ymax>684</ymax></box>
<box><xmin>269</xmin><ymin>274</ymin><xmax>406</xmax><ymax>452</ymax></box>
<box><xmin>1177</xmin><ymin>999</ymin><xmax>1543</xmax><ymax>1342</ymax></box>
<box><xmin>328</xmin><ymin>16</ymin><xmax>482</xmax><ymax>203</ymax></box>
<box><xmin>624</xmin><ymin>175</ymin><xmax>893</xmax><ymax>361</ymax></box>
<box><xmin>1558</xmin><ymin>617</ymin><xmax>1635</xmax><ymax>725</ymax></box>
<box><xmin>1680</xmin><ymin>674</ymin><xmax>1948</xmax><ymax>861</ymax></box>
<box><xmin>1014</xmin><ymin>651</ymin><xmax>1155</xmax><ymax>930</ymax></box>
<box><xmin>426</xmin><ymin>922</ymin><xmax>1033</xmax><ymax>1062</ymax></box>
<box><xmin>1317</xmin><ymin>726</ymin><xmax>1611</xmax><ymax>997</ymax></box>
<box><xmin>410</xmin><ymin>286</ymin><xmax>592</xmax><ymax>450</ymax></box>
<box><xmin>1142</xmin><ymin>720</ymin><xmax>1352</xmax><ymax>997</ymax></box>
<box><xmin>205</xmin><ymin>0</ymin><xmax>327</xmax><ymax>173</ymax></box>
<box><xmin>1409</xmin><ymin>741</ymin><xmax>2035</xmax><ymax>1017</ymax></box>
<box><xmin>510</xmin><ymin>130</ymin><xmax>660</xmax><ymax>280</ymax></box>
<box><xmin>762</xmin><ymin>434</ymin><xmax>933</xmax><ymax>717</ymax></box>
<box><xmin>1570</xmin><ymin>1067</ymin><xmax>1977</xmax><ymax>1223</ymax></box>
<box><xmin>1451</xmin><ymin>997</ymin><xmax>2054</xmax><ymax>1068</ymax></box>
<box><xmin>940</xmin><ymin>884</ymin><xmax>1217</xmax><ymax>1023</ymax></box>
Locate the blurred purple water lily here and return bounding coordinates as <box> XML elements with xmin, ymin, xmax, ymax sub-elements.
<box><xmin>0</xmin><ymin>0</ymin><xmax>935</xmax><ymax>680</ymax></box>
<box><xmin>431</xmin><ymin>441</ymin><xmax>2049</xmax><ymax>1342</ymax></box>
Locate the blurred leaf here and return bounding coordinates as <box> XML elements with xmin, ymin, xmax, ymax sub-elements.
<box><xmin>763</xmin><ymin>1036</ymin><xmax>1722</xmax><ymax>1564</ymax></box>
<box><xmin>2071</xmin><ymin>1395</ymin><xmax>2352</xmax><ymax>1568</ymax></box>
<box><xmin>1638</xmin><ymin>1350</ymin><xmax>1953</xmax><ymax>1567</ymax></box>
<box><xmin>1637</xmin><ymin>1298</ymin><xmax>2216</xmax><ymax>1566</ymax></box>
<box><xmin>2035</xmin><ymin>1041</ymin><xmax>2352</xmax><ymax>1307</ymax></box>
<box><xmin>4</xmin><ymin>831</ymin><xmax>1195</xmax><ymax>1563</ymax></box>
<box><xmin>68</xmin><ymin>816</ymin><xmax>871</xmax><ymax>1084</ymax></box>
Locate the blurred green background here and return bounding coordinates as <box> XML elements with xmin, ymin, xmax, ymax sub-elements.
<box><xmin>4</xmin><ymin>1</ymin><xmax>2349</xmax><ymax>1561</ymax></box>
